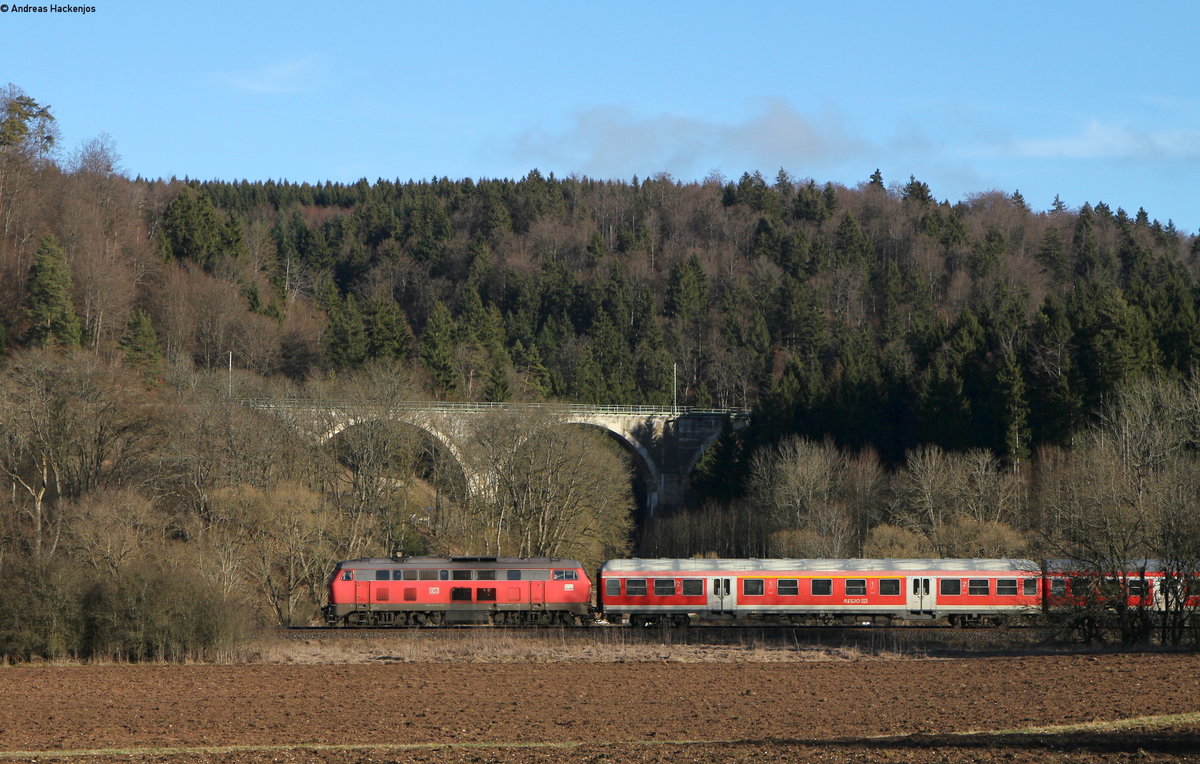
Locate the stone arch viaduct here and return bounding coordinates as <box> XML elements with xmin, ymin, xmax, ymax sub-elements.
<box><xmin>246</xmin><ymin>400</ymin><xmax>750</xmax><ymax>517</ymax></box>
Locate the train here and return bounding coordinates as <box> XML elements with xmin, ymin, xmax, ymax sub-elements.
<box><xmin>322</xmin><ymin>555</ymin><xmax>1193</xmax><ymax>628</ymax></box>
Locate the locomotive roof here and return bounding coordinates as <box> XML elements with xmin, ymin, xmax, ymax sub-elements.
<box><xmin>335</xmin><ymin>556</ymin><xmax>583</xmax><ymax>568</ymax></box>
<box><xmin>601</xmin><ymin>558</ymin><xmax>1042</xmax><ymax>573</ymax></box>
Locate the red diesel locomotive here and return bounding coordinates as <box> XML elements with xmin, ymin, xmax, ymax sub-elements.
<box><xmin>324</xmin><ymin>556</ymin><xmax>592</xmax><ymax>626</ymax></box>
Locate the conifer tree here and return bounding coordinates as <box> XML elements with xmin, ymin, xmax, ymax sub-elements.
<box><xmin>118</xmin><ymin>308</ymin><xmax>163</xmax><ymax>378</ymax></box>
<box><xmin>324</xmin><ymin>294</ymin><xmax>368</xmax><ymax>369</ymax></box>
<box><xmin>364</xmin><ymin>297</ymin><xmax>412</xmax><ymax>361</ymax></box>
<box><xmin>420</xmin><ymin>302</ymin><xmax>457</xmax><ymax>396</ymax></box>
<box><xmin>25</xmin><ymin>234</ymin><xmax>82</xmax><ymax>348</ymax></box>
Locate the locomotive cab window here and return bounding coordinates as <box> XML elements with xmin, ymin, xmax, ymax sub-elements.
<box><xmin>940</xmin><ymin>579</ymin><xmax>961</xmax><ymax>596</ymax></box>
<box><xmin>845</xmin><ymin>579</ymin><xmax>866</xmax><ymax>596</ymax></box>
<box><xmin>682</xmin><ymin>579</ymin><xmax>704</xmax><ymax>596</ymax></box>
<box><xmin>743</xmin><ymin>579</ymin><xmax>764</xmax><ymax>596</ymax></box>
<box><xmin>812</xmin><ymin>579</ymin><xmax>832</xmax><ymax>596</ymax></box>
<box><xmin>968</xmin><ymin>579</ymin><xmax>990</xmax><ymax>596</ymax></box>
<box><xmin>879</xmin><ymin>579</ymin><xmax>900</xmax><ymax>596</ymax></box>
<box><xmin>997</xmin><ymin>579</ymin><xmax>1018</xmax><ymax>596</ymax></box>
<box><xmin>778</xmin><ymin>579</ymin><xmax>799</xmax><ymax>596</ymax></box>
<box><xmin>605</xmin><ymin>579</ymin><xmax>621</xmax><ymax>597</ymax></box>
<box><xmin>553</xmin><ymin>570</ymin><xmax>579</xmax><ymax>581</ymax></box>
<box><xmin>626</xmin><ymin>579</ymin><xmax>647</xmax><ymax>596</ymax></box>
<box><xmin>654</xmin><ymin>579</ymin><xmax>676</xmax><ymax>596</ymax></box>
<box><xmin>340</xmin><ymin>571</ymin><xmax>354</xmax><ymax>581</ymax></box>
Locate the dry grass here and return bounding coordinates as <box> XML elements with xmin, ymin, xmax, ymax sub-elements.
<box><xmin>249</xmin><ymin>624</ymin><xmax>1061</xmax><ymax>665</ymax></box>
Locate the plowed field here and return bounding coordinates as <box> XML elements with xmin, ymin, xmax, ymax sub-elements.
<box><xmin>2</xmin><ymin>652</ymin><xmax>1199</xmax><ymax>762</ymax></box>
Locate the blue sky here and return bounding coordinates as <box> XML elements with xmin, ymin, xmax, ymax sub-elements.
<box><xmin>4</xmin><ymin>1</ymin><xmax>1198</xmax><ymax>232</ymax></box>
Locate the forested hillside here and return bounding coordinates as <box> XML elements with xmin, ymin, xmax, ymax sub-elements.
<box><xmin>3</xmin><ymin>85</ymin><xmax>1200</xmax><ymax>653</ymax></box>
<box><xmin>5</xmin><ymin>87</ymin><xmax>1199</xmax><ymax>467</ymax></box>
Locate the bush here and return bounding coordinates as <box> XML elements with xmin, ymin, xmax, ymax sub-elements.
<box><xmin>0</xmin><ymin>555</ymin><xmax>256</xmax><ymax>663</ymax></box>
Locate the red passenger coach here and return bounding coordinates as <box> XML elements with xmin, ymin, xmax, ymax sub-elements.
<box><xmin>599</xmin><ymin>559</ymin><xmax>1044</xmax><ymax>627</ymax></box>
<box><xmin>324</xmin><ymin>556</ymin><xmax>592</xmax><ymax>626</ymax></box>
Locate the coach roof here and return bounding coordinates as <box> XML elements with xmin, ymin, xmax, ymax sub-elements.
<box><xmin>601</xmin><ymin>559</ymin><xmax>1042</xmax><ymax>573</ymax></box>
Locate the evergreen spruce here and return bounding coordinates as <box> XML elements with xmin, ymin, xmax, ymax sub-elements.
<box><xmin>25</xmin><ymin>235</ymin><xmax>82</xmax><ymax>349</ymax></box>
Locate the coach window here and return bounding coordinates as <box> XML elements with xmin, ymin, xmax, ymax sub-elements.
<box><xmin>778</xmin><ymin>579</ymin><xmax>799</xmax><ymax>596</ymax></box>
<box><xmin>743</xmin><ymin>579</ymin><xmax>765</xmax><ymax>596</ymax></box>
<box><xmin>375</xmin><ymin>570</ymin><xmax>389</xmax><ymax>581</ymax></box>
<box><xmin>654</xmin><ymin>579</ymin><xmax>676</xmax><ymax>596</ymax></box>
<box><xmin>626</xmin><ymin>579</ymin><xmax>647</xmax><ymax>596</ymax></box>
<box><xmin>812</xmin><ymin>579</ymin><xmax>833</xmax><ymax>596</ymax></box>
<box><xmin>419</xmin><ymin>569</ymin><xmax>438</xmax><ymax>581</ymax></box>
<box><xmin>682</xmin><ymin>579</ymin><xmax>704</xmax><ymax>597</ymax></box>
<box><xmin>879</xmin><ymin>579</ymin><xmax>900</xmax><ymax>596</ymax></box>
<box><xmin>1023</xmin><ymin>578</ymin><xmax>1038</xmax><ymax>596</ymax></box>
<box><xmin>968</xmin><ymin>579</ymin><xmax>990</xmax><ymax>596</ymax></box>
<box><xmin>452</xmin><ymin>569</ymin><xmax>473</xmax><ymax>580</ymax></box>
<box><xmin>477</xmin><ymin>588</ymin><xmax>497</xmax><ymax>602</ymax></box>
<box><xmin>845</xmin><ymin>579</ymin><xmax>866</xmax><ymax>596</ymax></box>
<box><xmin>1128</xmin><ymin>580</ymin><xmax>1148</xmax><ymax>597</ymax></box>
<box><xmin>1051</xmin><ymin>579</ymin><xmax>1067</xmax><ymax>597</ymax></box>
<box><xmin>451</xmin><ymin>587</ymin><xmax>472</xmax><ymax>602</ymax></box>
<box><xmin>554</xmin><ymin>570</ymin><xmax>579</xmax><ymax>581</ymax></box>
<box><xmin>476</xmin><ymin>570</ymin><xmax>497</xmax><ymax>581</ymax></box>
<box><xmin>940</xmin><ymin>579</ymin><xmax>961</xmax><ymax>596</ymax></box>
<box><xmin>605</xmin><ymin>579</ymin><xmax>621</xmax><ymax>597</ymax></box>
<box><xmin>997</xmin><ymin>579</ymin><xmax>1018</xmax><ymax>596</ymax></box>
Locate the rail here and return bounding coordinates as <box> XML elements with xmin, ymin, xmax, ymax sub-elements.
<box><xmin>240</xmin><ymin>399</ymin><xmax>751</xmax><ymax>418</ymax></box>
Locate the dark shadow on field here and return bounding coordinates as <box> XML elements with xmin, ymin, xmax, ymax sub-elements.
<box><xmin>804</xmin><ymin>726</ymin><xmax>1200</xmax><ymax>757</ymax></box>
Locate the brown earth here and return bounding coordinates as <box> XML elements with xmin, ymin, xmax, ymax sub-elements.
<box><xmin>1</xmin><ymin>652</ymin><xmax>1199</xmax><ymax>762</ymax></box>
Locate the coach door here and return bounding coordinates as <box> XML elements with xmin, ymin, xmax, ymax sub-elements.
<box><xmin>908</xmin><ymin>577</ymin><xmax>932</xmax><ymax>614</ymax></box>
<box><xmin>708</xmin><ymin>577</ymin><xmax>734</xmax><ymax>614</ymax></box>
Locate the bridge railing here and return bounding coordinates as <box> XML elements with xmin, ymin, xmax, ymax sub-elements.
<box><xmin>240</xmin><ymin>399</ymin><xmax>750</xmax><ymax>418</ymax></box>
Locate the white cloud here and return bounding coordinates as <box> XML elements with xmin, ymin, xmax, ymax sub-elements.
<box><xmin>1007</xmin><ymin>120</ymin><xmax>1200</xmax><ymax>161</ymax></box>
<box><xmin>226</xmin><ymin>58</ymin><xmax>323</xmax><ymax>94</ymax></box>
<box><xmin>513</xmin><ymin>99</ymin><xmax>870</xmax><ymax>178</ymax></box>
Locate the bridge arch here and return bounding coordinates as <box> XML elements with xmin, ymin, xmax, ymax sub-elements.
<box><xmin>246</xmin><ymin>400</ymin><xmax>748</xmax><ymax>517</ymax></box>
